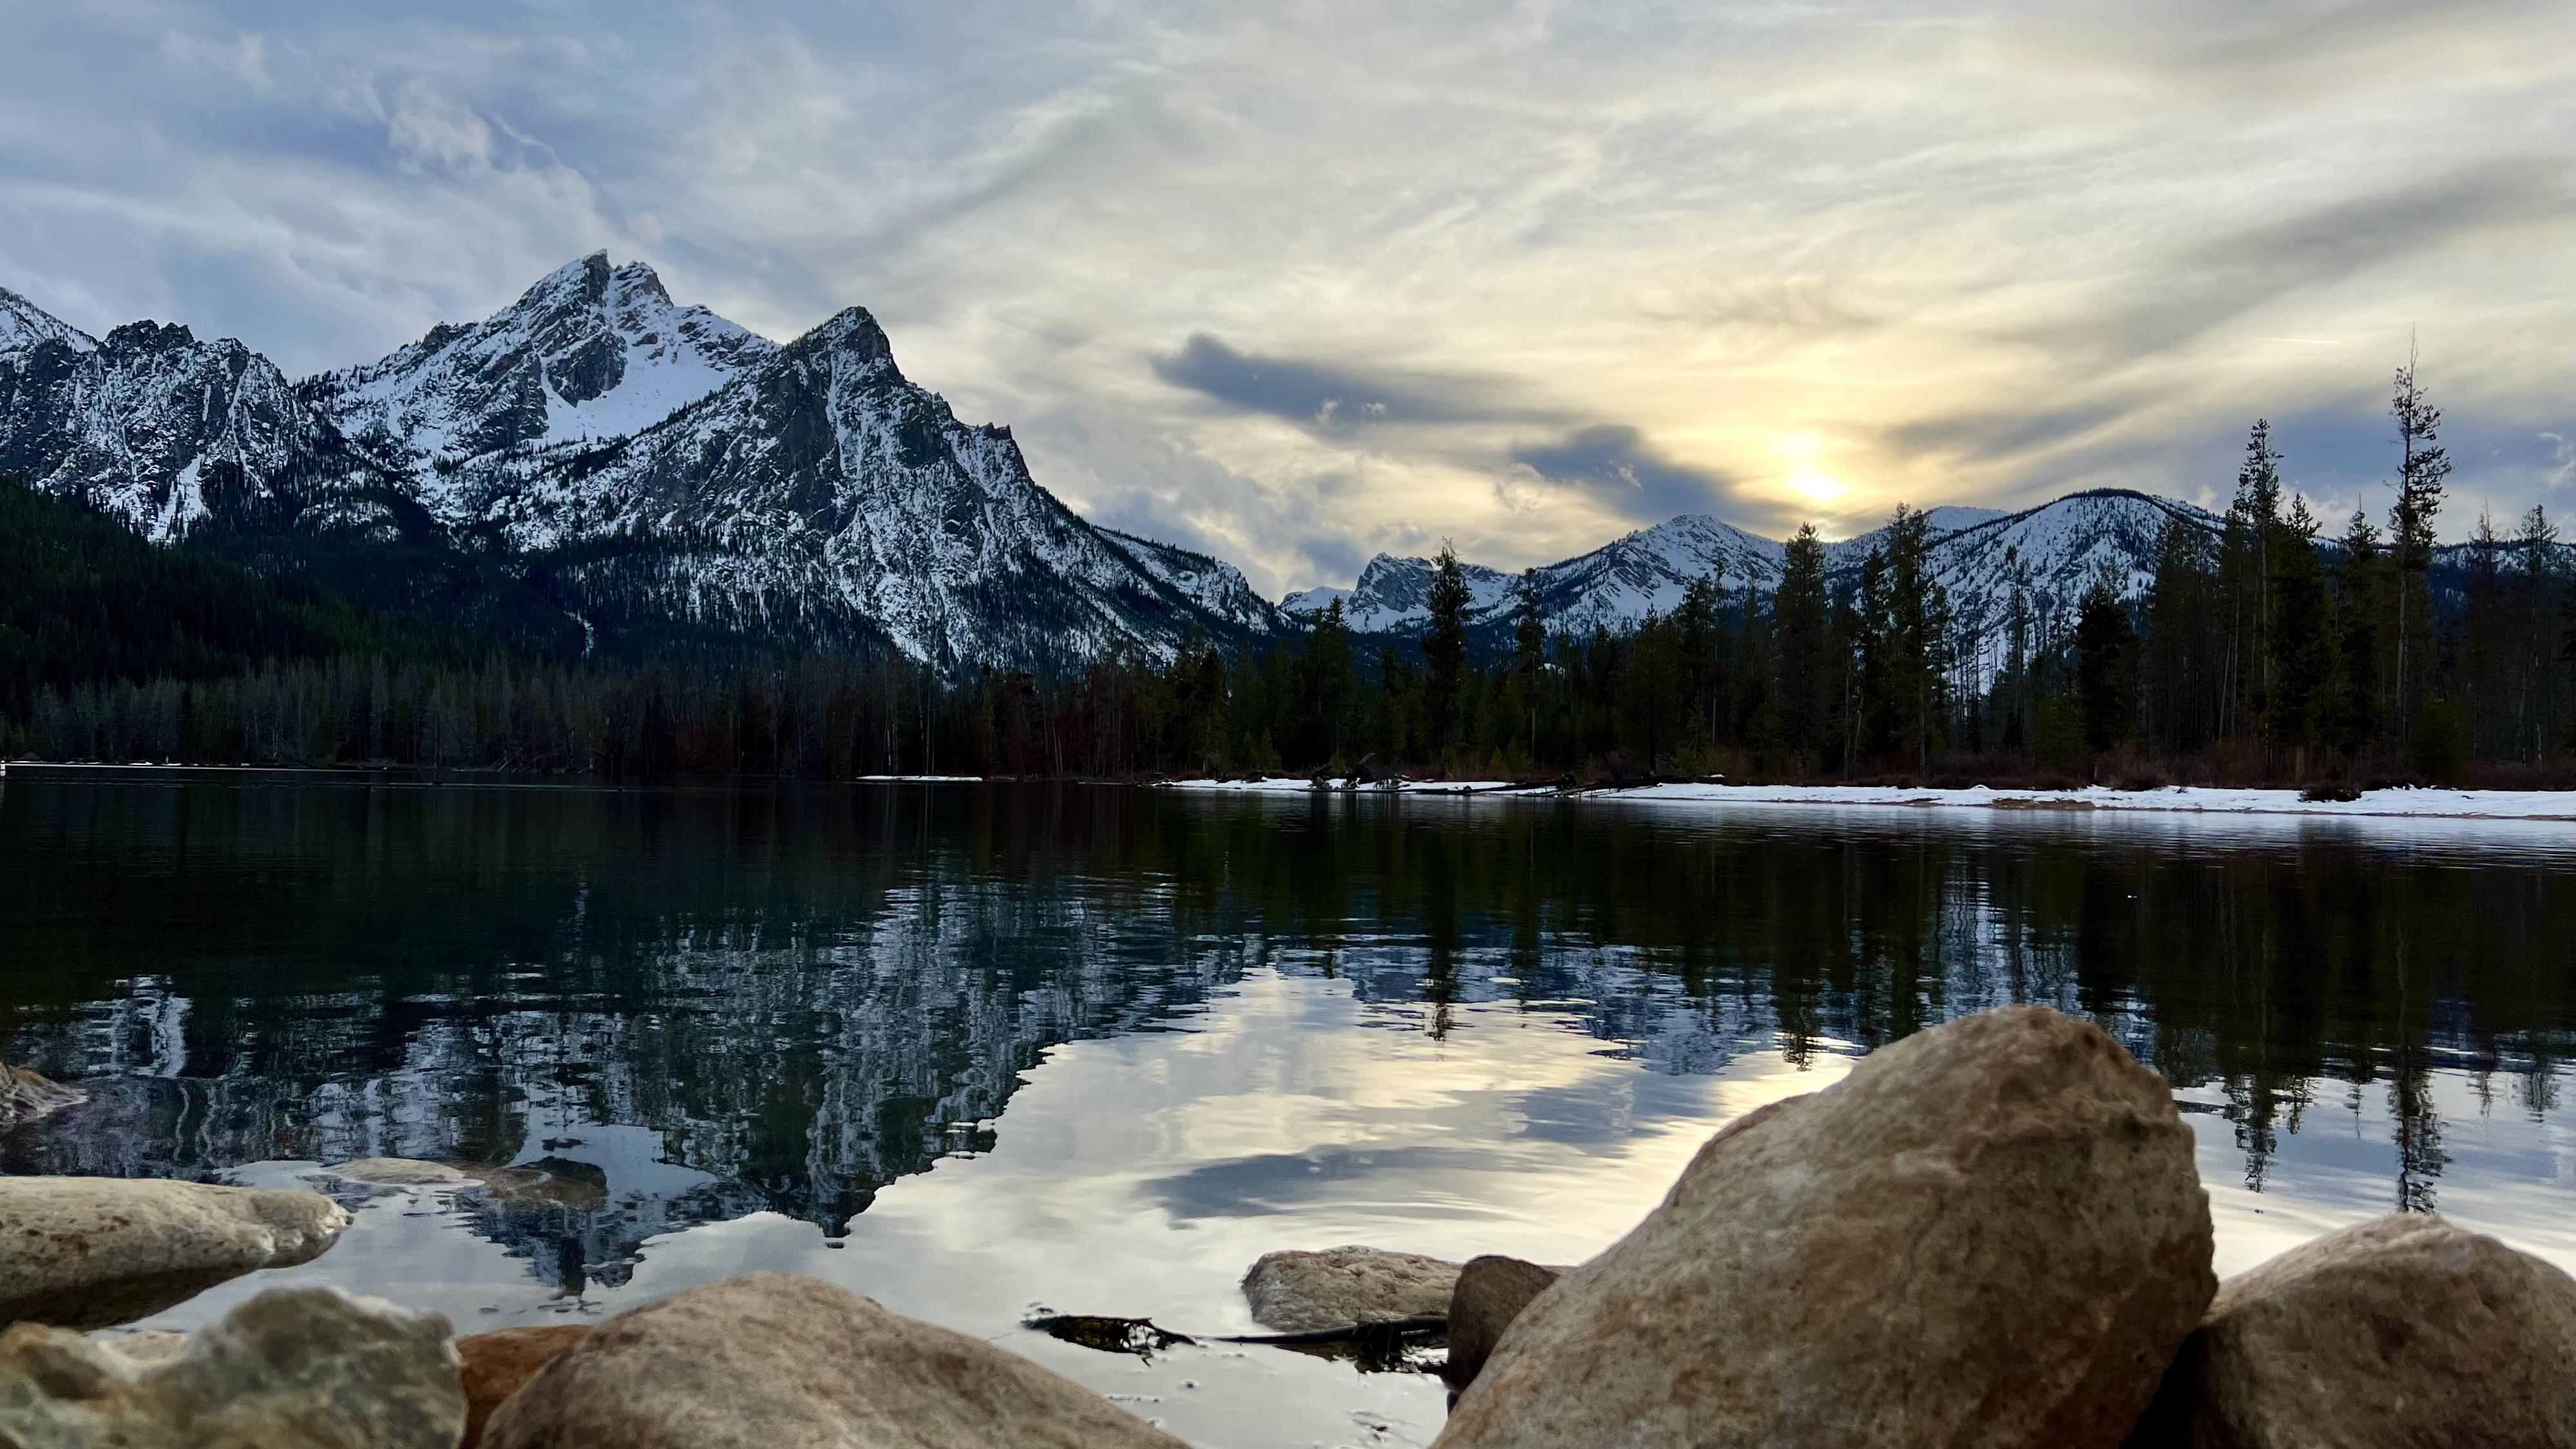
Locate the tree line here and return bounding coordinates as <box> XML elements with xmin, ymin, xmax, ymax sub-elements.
<box><xmin>5</xmin><ymin>359</ymin><xmax>2570</xmax><ymax>784</ymax></box>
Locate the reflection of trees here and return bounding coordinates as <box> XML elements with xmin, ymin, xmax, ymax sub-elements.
<box><xmin>2</xmin><ymin>782</ymin><xmax>2571</xmax><ymax>1284</ymax></box>
<box><xmin>1150</xmin><ymin>799</ymin><xmax>2574</xmax><ymax>1212</ymax></box>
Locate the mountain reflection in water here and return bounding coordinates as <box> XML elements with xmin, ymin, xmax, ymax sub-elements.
<box><xmin>2</xmin><ymin>780</ymin><xmax>2570</xmax><ymax>1307</ymax></box>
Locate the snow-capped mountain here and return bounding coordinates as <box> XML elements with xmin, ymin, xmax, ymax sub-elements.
<box><xmin>485</xmin><ymin>305</ymin><xmax>1277</xmax><ymax>666</ymax></box>
<box><xmin>1283</xmin><ymin>491</ymin><xmax>2222</xmax><ymax>672</ymax></box>
<box><xmin>0</xmin><ymin>258</ymin><xmax>1275</xmax><ymax>669</ymax></box>
<box><xmin>304</xmin><ymin>253</ymin><xmax>777</xmax><ymax>520</ymax></box>
<box><xmin>1283</xmin><ymin>514</ymin><xmax>1788</xmax><ymax>643</ymax></box>
<box><xmin>1</xmin><ymin>286</ymin><xmax>97</xmax><ymax>356</ymax></box>
<box><xmin>0</xmin><ymin>307</ymin><xmax>354</xmax><ymax>543</ymax></box>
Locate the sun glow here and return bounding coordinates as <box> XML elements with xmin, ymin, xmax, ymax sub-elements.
<box><xmin>1790</xmin><ymin>469</ymin><xmax>1847</xmax><ymax>502</ymax></box>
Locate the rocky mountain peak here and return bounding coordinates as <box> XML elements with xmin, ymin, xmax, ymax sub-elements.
<box><xmin>304</xmin><ymin>253</ymin><xmax>779</xmax><ymax>514</ymax></box>
<box><xmin>0</xmin><ymin>286</ymin><xmax>97</xmax><ymax>356</ymax></box>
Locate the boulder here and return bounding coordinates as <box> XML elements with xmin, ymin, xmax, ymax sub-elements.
<box><xmin>457</xmin><ymin>1325</ymin><xmax>591</xmax><ymax>1448</ymax></box>
<box><xmin>324</xmin><ymin>1158</ymin><xmax>468</xmax><ymax>1187</ymax></box>
<box><xmin>1437</xmin><ymin>1005</ymin><xmax>2216</xmax><ymax>1449</ymax></box>
<box><xmin>93</xmin><ymin>1330</ymin><xmax>191</xmax><ymax>1366</ymax></box>
<box><xmin>2124</xmin><ymin>1214</ymin><xmax>2576</xmax><ymax>1449</ymax></box>
<box><xmin>1241</xmin><ymin>1246</ymin><xmax>1460</xmax><ymax>1333</ymax></box>
<box><xmin>0</xmin><ymin>1063</ymin><xmax>84</xmax><ymax>1128</ymax></box>
<box><xmin>0</xmin><ymin>1285</ymin><xmax>463</xmax><ymax>1448</ymax></box>
<box><xmin>1440</xmin><ymin>1256</ymin><xmax>1560</xmax><ymax>1396</ymax></box>
<box><xmin>480</xmin><ymin>1271</ymin><xmax>1191</xmax><ymax>1449</ymax></box>
<box><xmin>0</xmin><ymin>1176</ymin><xmax>350</xmax><ymax>1330</ymax></box>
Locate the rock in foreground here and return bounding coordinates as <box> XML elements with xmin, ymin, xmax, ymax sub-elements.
<box><xmin>1440</xmin><ymin>1256</ymin><xmax>1562</xmax><ymax>1396</ymax></box>
<box><xmin>1438</xmin><ymin>1005</ymin><xmax>2216</xmax><ymax>1449</ymax></box>
<box><xmin>0</xmin><ymin>1285</ymin><xmax>462</xmax><ymax>1448</ymax></box>
<box><xmin>2125</xmin><ymin>1213</ymin><xmax>2576</xmax><ymax>1449</ymax></box>
<box><xmin>0</xmin><ymin>1176</ymin><xmax>349</xmax><ymax>1330</ymax></box>
<box><xmin>457</xmin><ymin>1325</ymin><xmax>592</xmax><ymax>1448</ymax></box>
<box><xmin>1241</xmin><ymin>1246</ymin><xmax>1461</xmax><ymax>1333</ymax></box>
<box><xmin>481</xmin><ymin>1272</ymin><xmax>1191</xmax><ymax>1449</ymax></box>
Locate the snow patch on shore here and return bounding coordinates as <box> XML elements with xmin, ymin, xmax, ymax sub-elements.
<box><xmin>1163</xmin><ymin>778</ymin><xmax>2573</xmax><ymax>820</ymax></box>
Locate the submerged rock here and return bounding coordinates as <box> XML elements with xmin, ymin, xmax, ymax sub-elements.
<box><xmin>2125</xmin><ymin>1214</ymin><xmax>2576</xmax><ymax>1449</ymax></box>
<box><xmin>1241</xmin><ymin>1247</ymin><xmax>1461</xmax><ymax>1333</ymax></box>
<box><xmin>1440</xmin><ymin>1256</ymin><xmax>1561</xmax><ymax>1397</ymax></box>
<box><xmin>457</xmin><ymin>1325</ymin><xmax>591</xmax><ymax>1448</ymax></box>
<box><xmin>0</xmin><ymin>1176</ymin><xmax>349</xmax><ymax>1330</ymax></box>
<box><xmin>481</xmin><ymin>1271</ymin><xmax>1191</xmax><ymax>1448</ymax></box>
<box><xmin>1437</xmin><ymin>1005</ymin><xmax>2216</xmax><ymax>1449</ymax></box>
<box><xmin>0</xmin><ymin>1285</ymin><xmax>462</xmax><ymax>1448</ymax></box>
<box><xmin>324</xmin><ymin>1158</ymin><xmax>469</xmax><ymax>1187</ymax></box>
<box><xmin>0</xmin><ymin>1062</ymin><xmax>84</xmax><ymax>1128</ymax></box>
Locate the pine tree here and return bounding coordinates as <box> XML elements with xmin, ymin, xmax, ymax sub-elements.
<box><xmin>2387</xmin><ymin>349</ymin><xmax>2450</xmax><ymax>747</ymax></box>
<box><xmin>2264</xmin><ymin>496</ymin><xmax>2333</xmax><ymax>766</ymax></box>
<box><xmin>1422</xmin><ymin>542</ymin><xmax>1473</xmax><ymax>755</ymax></box>
<box><xmin>1511</xmin><ymin>570</ymin><xmax>1545</xmax><ymax>764</ymax></box>
<box><xmin>2332</xmin><ymin>511</ymin><xmax>2387</xmax><ymax>763</ymax></box>
<box><xmin>2144</xmin><ymin>519</ymin><xmax>2221</xmax><ymax>754</ymax></box>
<box><xmin>2218</xmin><ymin>420</ymin><xmax>2285</xmax><ymax>737</ymax></box>
<box><xmin>1771</xmin><ymin>525</ymin><xmax>1832</xmax><ymax>772</ymax></box>
<box><xmin>2075</xmin><ymin>572</ymin><xmax>2138</xmax><ymax>755</ymax></box>
<box><xmin>1306</xmin><ymin>597</ymin><xmax>1355</xmax><ymax>764</ymax></box>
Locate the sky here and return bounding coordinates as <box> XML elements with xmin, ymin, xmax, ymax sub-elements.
<box><xmin>2</xmin><ymin>1</ymin><xmax>2569</xmax><ymax>597</ymax></box>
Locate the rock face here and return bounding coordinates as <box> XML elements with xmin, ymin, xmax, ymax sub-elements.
<box><xmin>0</xmin><ymin>1176</ymin><xmax>349</xmax><ymax>1330</ymax></box>
<box><xmin>1437</xmin><ymin>1005</ymin><xmax>2216</xmax><ymax>1449</ymax></box>
<box><xmin>0</xmin><ymin>1062</ymin><xmax>84</xmax><ymax>1127</ymax></box>
<box><xmin>1241</xmin><ymin>1247</ymin><xmax>1462</xmax><ymax>1334</ymax></box>
<box><xmin>1440</xmin><ymin>1257</ymin><xmax>1562</xmax><ymax>1396</ymax></box>
<box><xmin>0</xmin><ymin>1285</ymin><xmax>462</xmax><ymax>1448</ymax></box>
<box><xmin>2125</xmin><ymin>1214</ymin><xmax>2576</xmax><ymax>1449</ymax></box>
<box><xmin>480</xmin><ymin>1271</ymin><xmax>1190</xmax><ymax>1449</ymax></box>
<box><xmin>457</xmin><ymin>1325</ymin><xmax>592</xmax><ymax>1448</ymax></box>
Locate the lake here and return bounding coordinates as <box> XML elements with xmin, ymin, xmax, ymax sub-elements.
<box><xmin>3</xmin><ymin>777</ymin><xmax>2570</xmax><ymax>1447</ymax></box>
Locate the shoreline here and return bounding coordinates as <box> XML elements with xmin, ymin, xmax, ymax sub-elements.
<box><xmin>1161</xmin><ymin>777</ymin><xmax>2576</xmax><ymax>821</ymax></box>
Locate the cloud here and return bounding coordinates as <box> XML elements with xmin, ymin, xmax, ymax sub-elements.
<box><xmin>1512</xmin><ymin>425</ymin><xmax>1746</xmax><ymax>525</ymax></box>
<box><xmin>1150</xmin><ymin>333</ymin><xmax>1542</xmax><ymax>434</ymax></box>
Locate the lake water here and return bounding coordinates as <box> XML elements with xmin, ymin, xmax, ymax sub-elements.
<box><xmin>3</xmin><ymin>778</ymin><xmax>2570</xmax><ymax>1446</ymax></box>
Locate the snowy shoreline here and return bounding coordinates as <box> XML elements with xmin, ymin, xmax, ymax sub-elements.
<box><xmin>1161</xmin><ymin>777</ymin><xmax>2575</xmax><ymax>821</ymax></box>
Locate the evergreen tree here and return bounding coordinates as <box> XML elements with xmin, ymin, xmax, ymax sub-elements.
<box><xmin>2387</xmin><ymin>350</ymin><xmax>2450</xmax><ymax>746</ymax></box>
<box><xmin>2218</xmin><ymin>420</ymin><xmax>2285</xmax><ymax>737</ymax></box>
<box><xmin>1676</xmin><ymin>573</ymin><xmax>1723</xmax><ymax>752</ymax></box>
<box><xmin>1422</xmin><ymin>542</ymin><xmax>1473</xmax><ymax>754</ymax></box>
<box><xmin>2143</xmin><ymin>518</ymin><xmax>2221</xmax><ymax>754</ymax></box>
<box><xmin>2332</xmin><ymin>510</ymin><xmax>2388</xmax><ymax>763</ymax></box>
<box><xmin>1770</xmin><ymin>525</ymin><xmax>1832</xmax><ymax>772</ymax></box>
<box><xmin>2263</xmin><ymin>496</ymin><xmax>2333</xmax><ymax>764</ymax></box>
<box><xmin>1306</xmin><ymin>597</ymin><xmax>1356</xmax><ymax>764</ymax></box>
<box><xmin>1858</xmin><ymin>505</ymin><xmax>1951</xmax><ymax>771</ymax></box>
<box><xmin>2075</xmin><ymin>573</ymin><xmax>2138</xmax><ymax>755</ymax></box>
<box><xmin>1511</xmin><ymin>570</ymin><xmax>1546</xmax><ymax>763</ymax></box>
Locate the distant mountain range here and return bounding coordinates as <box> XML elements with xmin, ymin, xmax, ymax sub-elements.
<box><xmin>1</xmin><ymin>255</ymin><xmax>1275</xmax><ymax>670</ymax></box>
<box><xmin>1287</xmin><ymin>492</ymin><xmax>2222</xmax><ymax>677</ymax></box>
<box><xmin>2</xmin><ymin>257</ymin><xmax>2533</xmax><ymax>679</ymax></box>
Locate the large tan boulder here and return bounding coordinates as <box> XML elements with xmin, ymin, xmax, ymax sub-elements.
<box><xmin>457</xmin><ymin>1325</ymin><xmax>590</xmax><ymax>1448</ymax></box>
<box><xmin>2125</xmin><ymin>1214</ymin><xmax>2576</xmax><ymax>1449</ymax></box>
<box><xmin>0</xmin><ymin>1285</ymin><xmax>463</xmax><ymax>1448</ymax></box>
<box><xmin>0</xmin><ymin>1177</ymin><xmax>349</xmax><ymax>1330</ymax></box>
<box><xmin>1241</xmin><ymin>1246</ymin><xmax>1460</xmax><ymax>1332</ymax></box>
<box><xmin>479</xmin><ymin>1271</ymin><xmax>1192</xmax><ymax>1449</ymax></box>
<box><xmin>1440</xmin><ymin>1256</ymin><xmax>1561</xmax><ymax>1397</ymax></box>
<box><xmin>1437</xmin><ymin>1005</ymin><xmax>2215</xmax><ymax>1449</ymax></box>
